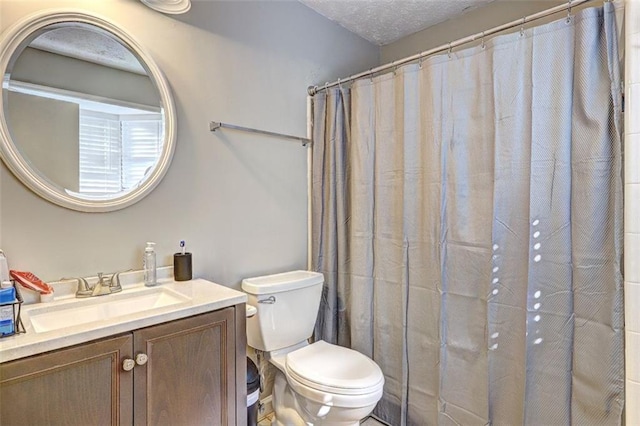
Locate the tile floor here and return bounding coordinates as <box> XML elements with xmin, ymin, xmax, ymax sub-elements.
<box><xmin>257</xmin><ymin>414</ymin><xmax>388</xmax><ymax>425</ymax></box>
<box><xmin>361</xmin><ymin>416</ymin><xmax>388</xmax><ymax>425</ymax></box>
<box><xmin>257</xmin><ymin>413</ymin><xmax>275</xmax><ymax>426</ymax></box>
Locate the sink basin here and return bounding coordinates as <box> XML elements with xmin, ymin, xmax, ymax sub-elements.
<box><xmin>26</xmin><ymin>287</ymin><xmax>191</xmax><ymax>333</ymax></box>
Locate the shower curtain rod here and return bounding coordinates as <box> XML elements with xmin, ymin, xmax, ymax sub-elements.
<box><xmin>308</xmin><ymin>0</ymin><xmax>597</xmax><ymax>96</ymax></box>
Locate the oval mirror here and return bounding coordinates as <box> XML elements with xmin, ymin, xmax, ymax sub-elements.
<box><xmin>0</xmin><ymin>10</ymin><xmax>176</xmax><ymax>212</ymax></box>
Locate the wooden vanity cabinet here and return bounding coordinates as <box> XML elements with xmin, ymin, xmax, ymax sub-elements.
<box><xmin>133</xmin><ymin>307</ymin><xmax>240</xmax><ymax>425</ymax></box>
<box><xmin>0</xmin><ymin>334</ymin><xmax>133</xmax><ymax>426</ymax></box>
<box><xmin>0</xmin><ymin>305</ymin><xmax>247</xmax><ymax>426</ymax></box>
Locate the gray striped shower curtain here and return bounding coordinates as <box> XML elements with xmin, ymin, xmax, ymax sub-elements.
<box><xmin>312</xmin><ymin>3</ymin><xmax>624</xmax><ymax>425</ymax></box>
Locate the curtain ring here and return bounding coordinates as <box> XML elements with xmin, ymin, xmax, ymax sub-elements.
<box><xmin>448</xmin><ymin>42</ymin><xmax>452</xmax><ymax>58</ymax></box>
<box><xmin>481</xmin><ymin>31</ymin><xmax>486</xmax><ymax>49</ymax></box>
<box><xmin>520</xmin><ymin>17</ymin><xmax>526</xmax><ymax>36</ymax></box>
<box><xmin>369</xmin><ymin>68</ymin><xmax>374</xmax><ymax>82</ymax></box>
<box><xmin>418</xmin><ymin>53</ymin><xmax>424</xmax><ymax>69</ymax></box>
<box><xmin>566</xmin><ymin>0</ymin><xmax>572</xmax><ymax>23</ymax></box>
<box><xmin>324</xmin><ymin>82</ymin><xmax>329</xmax><ymax>92</ymax></box>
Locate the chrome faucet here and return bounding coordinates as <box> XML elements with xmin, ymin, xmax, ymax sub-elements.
<box><xmin>74</xmin><ymin>272</ymin><xmax>123</xmax><ymax>298</ymax></box>
<box><xmin>91</xmin><ymin>273</ymin><xmax>112</xmax><ymax>296</ymax></box>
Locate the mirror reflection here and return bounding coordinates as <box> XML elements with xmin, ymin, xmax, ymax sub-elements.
<box><xmin>3</xmin><ymin>23</ymin><xmax>164</xmax><ymax>199</ymax></box>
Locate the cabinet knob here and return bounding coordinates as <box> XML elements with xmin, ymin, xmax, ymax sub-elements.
<box><xmin>136</xmin><ymin>353</ymin><xmax>149</xmax><ymax>365</ymax></box>
<box><xmin>122</xmin><ymin>359</ymin><xmax>135</xmax><ymax>371</ymax></box>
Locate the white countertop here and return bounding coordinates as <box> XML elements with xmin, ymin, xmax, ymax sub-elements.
<box><xmin>0</xmin><ymin>273</ymin><xmax>246</xmax><ymax>363</ymax></box>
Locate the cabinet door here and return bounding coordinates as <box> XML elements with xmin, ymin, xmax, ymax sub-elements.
<box><xmin>133</xmin><ymin>308</ymin><xmax>236</xmax><ymax>426</ymax></box>
<box><xmin>0</xmin><ymin>334</ymin><xmax>133</xmax><ymax>426</ymax></box>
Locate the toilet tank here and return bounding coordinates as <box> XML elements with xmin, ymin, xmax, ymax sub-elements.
<box><xmin>242</xmin><ymin>270</ymin><xmax>324</xmax><ymax>352</ymax></box>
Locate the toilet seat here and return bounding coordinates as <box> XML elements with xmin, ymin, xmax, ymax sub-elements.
<box><xmin>285</xmin><ymin>341</ymin><xmax>384</xmax><ymax>396</ymax></box>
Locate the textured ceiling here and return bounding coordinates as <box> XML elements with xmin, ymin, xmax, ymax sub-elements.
<box><xmin>30</xmin><ymin>27</ymin><xmax>146</xmax><ymax>75</ymax></box>
<box><xmin>299</xmin><ymin>0</ymin><xmax>495</xmax><ymax>46</ymax></box>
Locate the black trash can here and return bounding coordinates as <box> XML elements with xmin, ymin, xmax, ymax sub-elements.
<box><xmin>247</xmin><ymin>357</ymin><xmax>260</xmax><ymax>426</ymax></box>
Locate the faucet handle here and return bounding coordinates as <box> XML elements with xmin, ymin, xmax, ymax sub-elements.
<box><xmin>109</xmin><ymin>270</ymin><xmax>128</xmax><ymax>294</ymax></box>
<box><xmin>74</xmin><ymin>277</ymin><xmax>92</xmax><ymax>298</ymax></box>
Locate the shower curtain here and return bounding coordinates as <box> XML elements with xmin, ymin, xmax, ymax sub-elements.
<box><xmin>312</xmin><ymin>3</ymin><xmax>624</xmax><ymax>425</ymax></box>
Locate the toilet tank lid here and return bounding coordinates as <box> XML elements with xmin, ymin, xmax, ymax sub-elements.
<box><xmin>242</xmin><ymin>270</ymin><xmax>324</xmax><ymax>295</ymax></box>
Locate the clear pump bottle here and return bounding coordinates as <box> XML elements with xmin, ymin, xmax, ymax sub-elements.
<box><xmin>143</xmin><ymin>242</ymin><xmax>157</xmax><ymax>287</ymax></box>
<box><xmin>0</xmin><ymin>250</ymin><xmax>10</xmax><ymax>283</ymax></box>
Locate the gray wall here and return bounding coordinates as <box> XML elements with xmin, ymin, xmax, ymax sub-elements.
<box><xmin>7</xmin><ymin>92</ymin><xmax>79</xmax><ymax>191</ymax></box>
<box><xmin>0</xmin><ymin>0</ymin><xmax>379</xmax><ymax>287</ymax></box>
<box><xmin>12</xmin><ymin>47</ymin><xmax>160</xmax><ymax>107</ymax></box>
<box><xmin>381</xmin><ymin>0</ymin><xmax>567</xmax><ymax>63</ymax></box>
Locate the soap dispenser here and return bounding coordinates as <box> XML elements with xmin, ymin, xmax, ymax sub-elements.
<box><xmin>143</xmin><ymin>242</ymin><xmax>157</xmax><ymax>287</ymax></box>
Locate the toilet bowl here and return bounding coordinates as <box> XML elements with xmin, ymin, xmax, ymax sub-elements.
<box><xmin>270</xmin><ymin>340</ymin><xmax>384</xmax><ymax>425</ymax></box>
<box><xmin>242</xmin><ymin>271</ymin><xmax>384</xmax><ymax>426</ymax></box>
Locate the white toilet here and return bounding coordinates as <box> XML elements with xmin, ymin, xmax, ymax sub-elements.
<box><xmin>242</xmin><ymin>270</ymin><xmax>384</xmax><ymax>426</ymax></box>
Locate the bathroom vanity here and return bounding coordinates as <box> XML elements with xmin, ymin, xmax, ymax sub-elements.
<box><xmin>0</xmin><ymin>278</ymin><xmax>247</xmax><ymax>426</ymax></box>
<box><xmin>0</xmin><ymin>9</ymin><xmax>249</xmax><ymax>424</ymax></box>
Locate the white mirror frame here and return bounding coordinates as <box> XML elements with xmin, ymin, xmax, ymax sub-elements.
<box><xmin>0</xmin><ymin>10</ymin><xmax>177</xmax><ymax>212</ymax></box>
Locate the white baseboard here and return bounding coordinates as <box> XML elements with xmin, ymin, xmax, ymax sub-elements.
<box><xmin>258</xmin><ymin>395</ymin><xmax>273</xmax><ymax>420</ymax></box>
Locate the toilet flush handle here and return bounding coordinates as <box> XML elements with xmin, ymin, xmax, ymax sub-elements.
<box><xmin>257</xmin><ymin>296</ymin><xmax>276</xmax><ymax>304</ymax></box>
